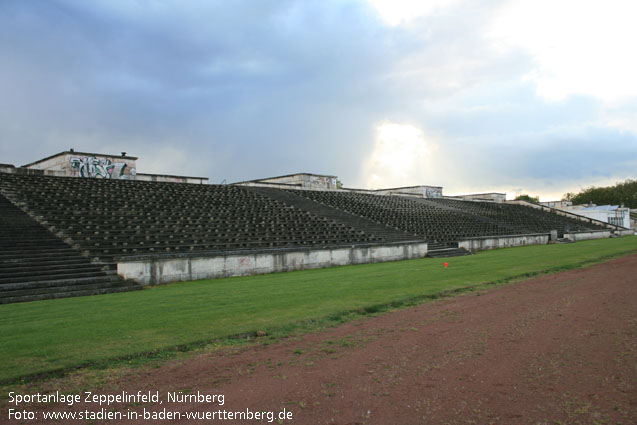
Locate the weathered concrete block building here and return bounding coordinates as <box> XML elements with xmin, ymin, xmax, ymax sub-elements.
<box><xmin>2</xmin><ymin>150</ymin><xmax>208</xmax><ymax>184</ymax></box>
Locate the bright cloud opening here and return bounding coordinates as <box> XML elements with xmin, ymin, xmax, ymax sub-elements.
<box><xmin>488</xmin><ymin>0</ymin><xmax>637</xmax><ymax>102</ymax></box>
<box><xmin>363</xmin><ymin>122</ymin><xmax>436</xmax><ymax>188</ymax></box>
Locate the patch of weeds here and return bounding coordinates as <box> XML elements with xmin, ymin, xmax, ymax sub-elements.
<box><xmin>364</xmin><ymin>304</ymin><xmax>383</xmax><ymax>314</ymax></box>
<box><xmin>211</xmin><ymin>377</ymin><xmax>231</xmax><ymax>385</ymax></box>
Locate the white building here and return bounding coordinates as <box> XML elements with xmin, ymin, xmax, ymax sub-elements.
<box><xmin>566</xmin><ymin>205</ymin><xmax>630</xmax><ymax>229</ymax></box>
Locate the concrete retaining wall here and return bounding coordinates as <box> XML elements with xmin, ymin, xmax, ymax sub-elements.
<box><xmin>458</xmin><ymin>233</ymin><xmax>549</xmax><ymax>252</ymax></box>
<box><xmin>614</xmin><ymin>229</ymin><xmax>636</xmax><ymax>237</ymax></box>
<box><xmin>117</xmin><ymin>242</ymin><xmax>428</xmax><ymax>285</ymax></box>
<box><xmin>564</xmin><ymin>230</ymin><xmax>611</xmax><ymax>241</ymax></box>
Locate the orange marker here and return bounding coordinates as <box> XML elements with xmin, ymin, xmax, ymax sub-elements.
<box><xmin>444</xmin><ymin>262</ymin><xmax>448</xmax><ymax>268</ymax></box>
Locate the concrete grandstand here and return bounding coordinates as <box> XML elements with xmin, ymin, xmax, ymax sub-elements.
<box><xmin>0</xmin><ymin>152</ymin><xmax>632</xmax><ymax>304</ymax></box>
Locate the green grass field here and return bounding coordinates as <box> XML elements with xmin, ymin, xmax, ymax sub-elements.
<box><xmin>1</xmin><ymin>237</ymin><xmax>636</xmax><ymax>383</ymax></box>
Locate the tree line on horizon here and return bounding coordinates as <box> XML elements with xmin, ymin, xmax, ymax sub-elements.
<box><xmin>562</xmin><ymin>179</ymin><xmax>637</xmax><ymax>209</ymax></box>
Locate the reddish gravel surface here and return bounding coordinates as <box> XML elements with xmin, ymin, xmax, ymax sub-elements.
<box><xmin>8</xmin><ymin>254</ymin><xmax>637</xmax><ymax>424</ymax></box>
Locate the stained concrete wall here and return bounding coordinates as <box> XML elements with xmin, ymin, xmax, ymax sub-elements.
<box><xmin>117</xmin><ymin>242</ymin><xmax>428</xmax><ymax>285</ymax></box>
<box><xmin>25</xmin><ymin>152</ymin><xmax>138</xmax><ymax>179</ymax></box>
<box><xmin>451</xmin><ymin>193</ymin><xmax>506</xmax><ymax>203</ymax></box>
<box><xmin>135</xmin><ymin>173</ymin><xmax>208</xmax><ymax>184</ymax></box>
<box><xmin>373</xmin><ymin>185</ymin><xmax>443</xmax><ymax>198</ymax></box>
<box><xmin>238</xmin><ymin>173</ymin><xmax>338</xmax><ymax>190</ymax></box>
<box><xmin>564</xmin><ymin>230</ymin><xmax>611</xmax><ymax>241</ymax></box>
<box><xmin>458</xmin><ymin>233</ymin><xmax>549</xmax><ymax>252</ymax></box>
<box><xmin>0</xmin><ymin>165</ymin><xmax>65</xmax><ymax>177</ymax></box>
<box><xmin>16</xmin><ymin>151</ymin><xmax>208</xmax><ymax>183</ymax></box>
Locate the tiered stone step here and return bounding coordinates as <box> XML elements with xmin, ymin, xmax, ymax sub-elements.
<box><xmin>288</xmin><ymin>189</ymin><xmax>514</xmax><ymax>243</ymax></box>
<box><xmin>0</xmin><ymin>194</ymin><xmax>140</xmax><ymax>304</ymax></box>
<box><xmin>246</xmin><ymin>186</ymin><xmax>423</xmax><ymax>243</ymax></box>
<box><xmin>0</xmin><ymin>276</ymin><xmax>138</xmax><ymax>304</ymax></box>
<box><xmin>287</xmin><ymin>189</ymin><xmax>608</xmax><ymax>243</ymax></box>
<box><xmin>427</xmin><ymin>198</ymin><xmax>608</xmax><ymax>236</ymax></box>
<box><xmin>427</xmin><ymin>242</ymin><xmax>471</xmax><ymax>258</ymax></box>
<box><xmin>414</xmin><ymin>198</ymin><xmax>524</xmax><ymax>235</ymax></box>
<box><xmin>0</xmin><ymin>173</ymin><xmax>382</xmax><ymax>260</ymax></box>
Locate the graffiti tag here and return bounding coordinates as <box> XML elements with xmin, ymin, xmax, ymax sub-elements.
<box><xmin>70</xmin><ymin>156</ymin><xmax>128</xmax><ymax>179</ymax></box>
<box><xmin>425</xmin><ymin>188</ymin><xmax>442</xmax><ymax>198</ymax></box>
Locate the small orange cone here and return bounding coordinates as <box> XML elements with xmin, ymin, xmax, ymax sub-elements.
<box><xmin>444</xmin><ymin>262</ymin><xmax>449</xmax><ymax>268</ymax></box>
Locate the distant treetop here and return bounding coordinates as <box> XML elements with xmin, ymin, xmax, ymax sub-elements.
<box><xmin>514</xmin><ymin>194</ymin><xmax>540</xmax><ymax>203</ymax></box>
<box><xmin>564</xmin><ymin>179</ymin><xmax>637</xmax><ymax>209</ymax></box>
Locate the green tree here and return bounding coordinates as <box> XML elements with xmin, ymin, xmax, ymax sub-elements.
<box><xmin>515</xmin><ymin>194</ymin><xmax>540</xmax><ymax>203</ymax></box>
<box><xmin>568</xmin><ymin>179</ymin><xmax>637</xmax><ymax>208</ymax></box>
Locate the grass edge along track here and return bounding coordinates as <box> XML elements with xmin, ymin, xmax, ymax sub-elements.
<box><xmin>1</xmin><ymin>236</ymin><xmax>636</xmax><ymax>384</ymax></box>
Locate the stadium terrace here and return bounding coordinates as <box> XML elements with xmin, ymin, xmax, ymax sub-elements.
<box><xmin>0</xmin><ymin>150</ymin><xmax>632</xmax><ymax>304</ymax></box>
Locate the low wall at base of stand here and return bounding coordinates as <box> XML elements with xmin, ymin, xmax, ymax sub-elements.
<box><xmin>117</xmin><ymin>242</ymin><xmax>428</xmax><ymax>285</ymax></box>
<box><xmin>458</xmin><ymin>233</ymin><xmax>549</xmax><ymax>253</ymax></box>
<box><xmin>564</xmin><ymin>230</ymin><xmax>611</xmax><ymax>241</ymax></box>
<box><xmin>614</xmin><ymin>229</ymin><xmax>636</xmax><ymax>237</ymax></box>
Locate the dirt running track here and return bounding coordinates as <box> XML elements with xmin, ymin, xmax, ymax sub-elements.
<box><xmin>11</xmin><ymin>254</ymin><xmax>637</xmax><ymax>424</ymax></box>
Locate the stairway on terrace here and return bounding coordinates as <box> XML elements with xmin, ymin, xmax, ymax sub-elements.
<box><xmin>0</xmin><ymin>194</ymin><xmax>139</xmax><ymax>304</ymax></box>
<box><xmin>426</xmin><ymin>241</ymin><xmax>470</xmax><ymax>258</ymax></box>
<box><xmin>250</xmin><ymin>187</ymin><xmax>470</xmax><ymax>257</ymax></box>
<box><xmin>246</xmin><ymin>187</ymin><xmax>422</xmax><ymax>243</ymax></box>
<box><xmin>288</xmin><ymin>189</ymin><xmax>511</xmax><ymax>244</ymax></box>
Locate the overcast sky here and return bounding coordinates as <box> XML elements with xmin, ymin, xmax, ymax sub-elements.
<box><xmin>1</xmin><ymin>0</ymin><xmax>636</xmax><ymax>200</ymax></box>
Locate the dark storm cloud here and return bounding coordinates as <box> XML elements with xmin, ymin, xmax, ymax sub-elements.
<box><xmin>0</xmin><ymin>0</ymin><xmax>409</xmax><ymax>182</ymax></box>
<box><xmin>0</xmin><ymin>0</ymin><xmax>635</xmax><ymax>196</ymax></box>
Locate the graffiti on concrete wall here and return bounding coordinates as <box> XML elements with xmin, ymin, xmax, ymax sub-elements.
<box><xmin>70</xmin><ymin>156</ymin><xmax>132</xmax><ymax>179</ymax></box>
<box><xmin>424</xmin><ymin>188</ymin><xmax>442</xmax><ymax>198</ymax></box>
